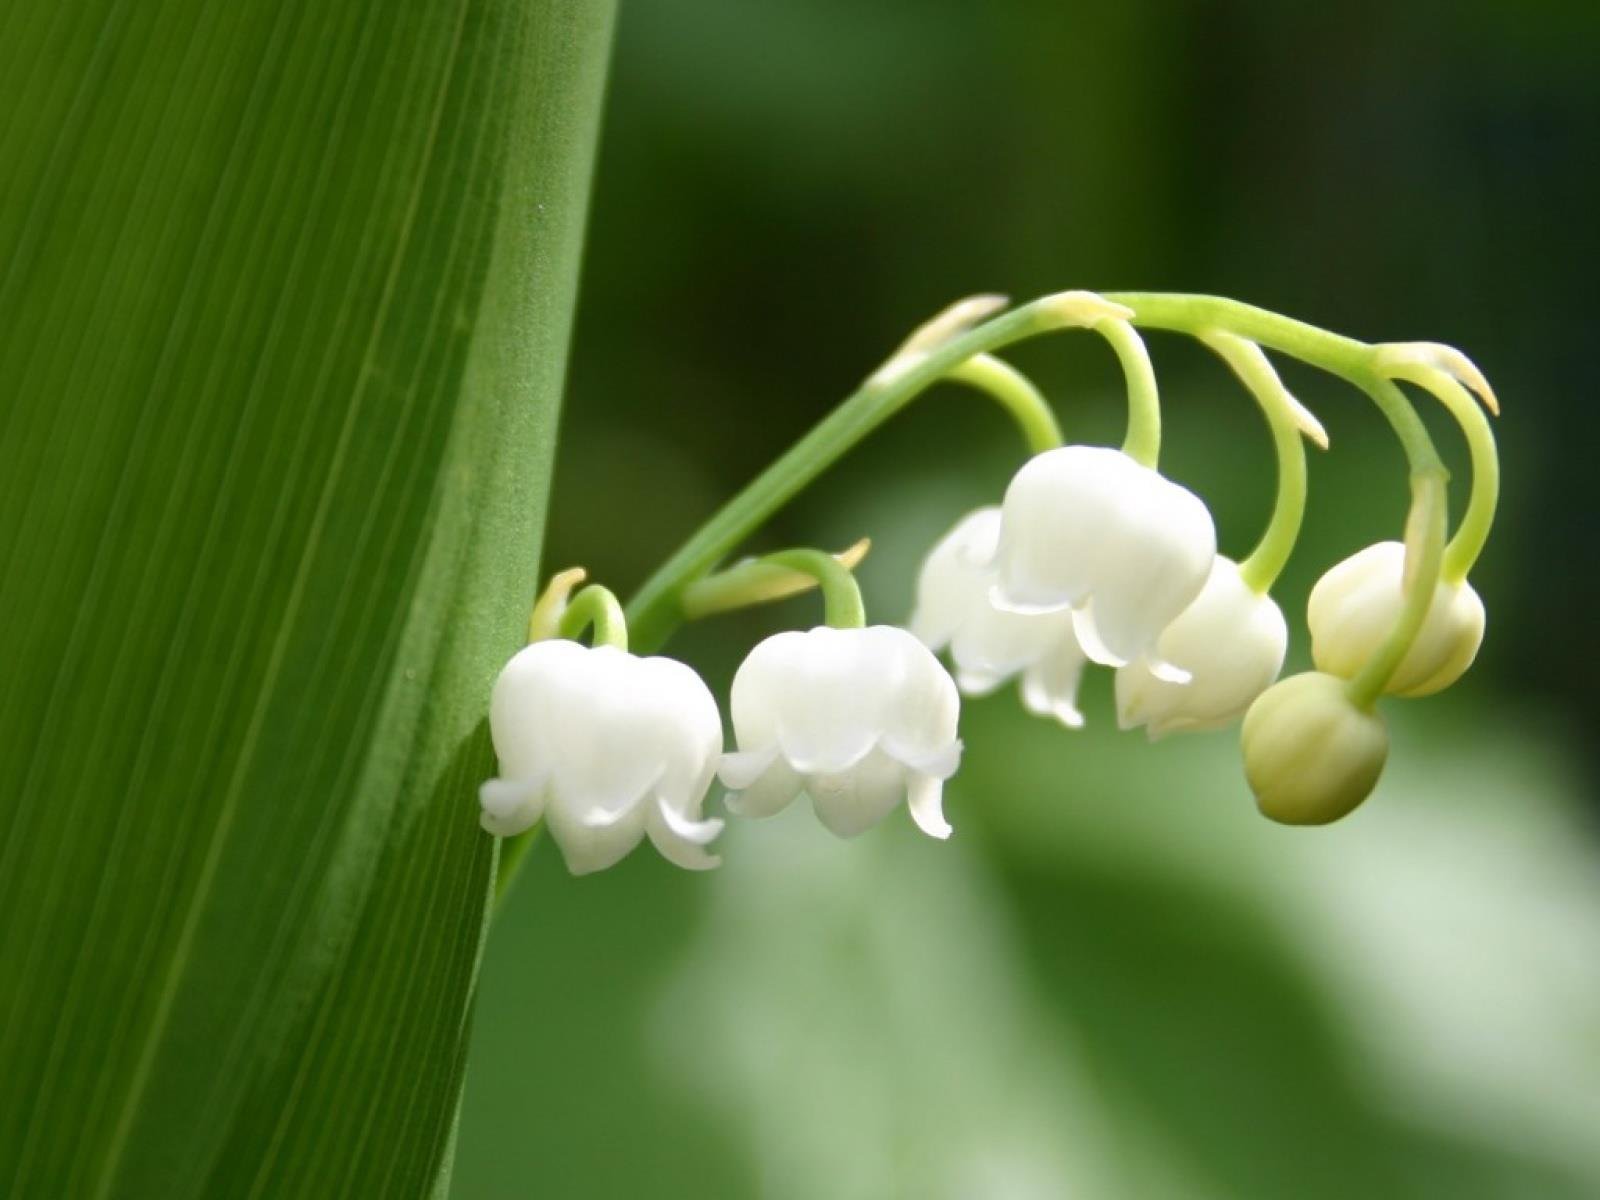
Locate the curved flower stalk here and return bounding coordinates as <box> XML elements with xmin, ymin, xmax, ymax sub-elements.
<box><xmin>1305</xmin><ymin>358</ymin><xmax>1497</xmax><ymax>702</ymax></box>
<box><xmin>720</xmin><ymin>624</ymin><xmax>963</xmax><ymax>840</ymax></box>
<box><xmin>910</xmin><ymin>506</ymin><xmax>1087</xmax><ymax>728</ymax></box>
<box><xmin>1115</xmin><ymin>332</ymin><xmax>1319</xmax><ymax>739</ymax></box>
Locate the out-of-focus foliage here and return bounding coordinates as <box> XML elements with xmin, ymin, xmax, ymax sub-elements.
<box><xmin>0</xmin><ymin>2</ymin><xmax>614</xmax><ymax>1195</ymax></box>
<box><xmin>455</xmin><ymin>2</ymin><xmax>1599</xmax><ymax>1198</ymax></box>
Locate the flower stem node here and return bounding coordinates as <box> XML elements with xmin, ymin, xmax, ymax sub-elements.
<box><xmin>1116</xmin><ymin>557</ymin><xmax>1288</xmax><ymax>739</ymax></box>
<box><xmin>911</xmin><ymin>506</ymin><xmax>1087</xmax><ymax>728</ymax></box>
<box><xmin>1241</xmin><ymin>672</ymin><xmax>1390</xmax><ymax>826</ymax></box>
<box><xmin>718</xmin><ymin>625</ymin><xmax>963</xmax><ymax>840</ymax></box>
<box><xmin>481</xmin><ymin>641</ymin><xmax>724</xmax><ymax>874</ymax></box>
<box><xmin>1308</xmin><ymin>541</ymin><xmax>1486</xmax><ymax>697</ymax></box>
<box><xmin>992</xmin><ymin>445</ymin><xmax>1217</xmax><ymax>681</ymax></box>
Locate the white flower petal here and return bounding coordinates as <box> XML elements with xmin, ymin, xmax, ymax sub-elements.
<box><xmin>478</xmin><ymin>776</ymin><xmax>546</xmax><ymax>838</ymax></box>
<box><xmin>1144</xmin><ymin>656</ymin><xmax>1193</xmax><ymax>686</ymax></box>
<box><xmin>647</xmin><ymin>823</ymin><xmax>721</xmax><ymax>872</ymax></box>
<box><xmin>994</xmin><ymin>446</ymin><xmax>1216</xmax><ymax>667</ymax></box>
<box><xmin>654</xmin><ymin>794</ymin><xmax>724</xmax><ymax>845</ymax></box>
<box><xmin>734</xmin><ymin>627</ymin><xmax>890</xmax><ymax>774</ymax></box>
<box><xmin>809</xmin><ymin>751</ymin><xmax>908</xmax><ymax>839</ymax></box>
<box><xmin>881</xmin><ymin>736</ymin><xmax>962</xmax><ymax>781</ymax></box>
<box><xmin>647</xmin><ymin>796</ymin><xmax>724</xmax><ymax>871</ymax></box>
<box><xmin>1019</xmin><ymin>636</ymin><xmax>1087</xmax><ymax>730</ymax></box>
<box><xmin>954</xmin><ymin>667</ymin><xmax>1007</xmax><ymax>696</ymax></box>
<box><xmin>1068</xmin><ymin>600</ymin><xmax>1129</xmax><ymax>669</ymax></box>
<box><xmin>994</xmin><ymin>445</ymin><xmax>1138</xmax><ymax>612</ymax></box>
<box><xmin>871</xmin><ymin>626</ymin><xmax>961</xmax><ymax>760</ymax></box>
<box><xmin>545</xmin><ymin>799</ymin><xmax>647</xmax><ymax>876</ymax></box>
<box><xmin>1114</xmin><ymin>557</ymin><xmax>1288</xmax><ymax>736</ymax></box>
<box><xmin>718</xmin><ymin>747</ymin><xmax>778</xmax><ymax>791</ymax></box>
<box><xmin>906</xmin><ymin>774</ymin><xmax>953</xmax><ymax>840</ymax></box>
<box><xmin>723</xmin><ymin>757</ymin><xmax>804</xmax><ymax>819</ymax></box>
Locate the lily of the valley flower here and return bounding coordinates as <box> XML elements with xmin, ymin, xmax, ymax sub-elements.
<box><xmin>1308</xmin><ymin>541</ymin><xmax>1485</xmax><ymax>697</ymax></box>
<box><xmin>991</xmin><ymin>445</ymin><xmax>1217</xmax><ymax>682</ymax></box>
<box><xmin>718</xmin><ymin>625</ymin><xmax>962</xmax><ymax>840</ymax></box>
<box><xmin>1116</xmin><ymin>556</ymin><xmax>1288</xmax><ymax>738</ymax></box>
<box><xmin>480</xmin><ymin>640</ymin><xmax>724</xmax><ymax>875</ymax></box>
<box><xmin>910</xmin><ymin>505</ymin><xmax>1088</xmax><ymax>728</ymax></box>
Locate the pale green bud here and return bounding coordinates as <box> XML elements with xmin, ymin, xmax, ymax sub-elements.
<box><xmin>1240</xmin><ymin>672</ymin><xmax>1389</xmax><ymax>826</ymax></box>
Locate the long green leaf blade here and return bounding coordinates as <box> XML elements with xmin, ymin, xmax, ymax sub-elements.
<box><xmin>0</xmin><ymin>2</ymin><xmax>614</xmax><ymax>1194</ymax></box>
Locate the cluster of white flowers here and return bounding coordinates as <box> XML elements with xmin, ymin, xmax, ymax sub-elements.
<box><xmin>913</xmin><ymin>444</ymin><xmax>1485</xmax><ymax>824</ymax></box>
<box><xmin>912</xmin><ymin>445</ymin><xmax>1288</xmax><ymax>740</ymax></box>
<box><xmin>477</xmin><ymin>292</ymin><xmax>1497</xmax><ymax>874</ymax></box>
<box><xmin>480</xmin><ymin>623</ymin><xmax>961</xmax><ymax>875</ymax></box>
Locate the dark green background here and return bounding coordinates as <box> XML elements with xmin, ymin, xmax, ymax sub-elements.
<box><xmin>457</xmin><ymin>3</ymin><xmax>1599</xmax><ymax>1197</ymax></box>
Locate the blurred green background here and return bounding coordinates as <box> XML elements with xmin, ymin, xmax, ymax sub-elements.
<box><xmin>455</xmin><ymin>3</ymin><xmax>1599</xmax><ymax>1197</ymax></box>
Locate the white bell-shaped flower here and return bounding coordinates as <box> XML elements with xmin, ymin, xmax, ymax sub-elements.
<box><xmin>480</xmin><ymin>640</ymin><xmax>724</xmax><ymax>875</ymax></box>
<box><xmin>718</xmin><ymin>625</ymin><xmax>962</xmax><ymax>840</ymax></box>
<box><xmin>910</xmin><ymin>506</ymin><xmax>1088</xmax><ymax>728</ymax></box>
<box><xmin>1308</xmin><ymin>541</ymin><xmax>1486</xmax><ymax>697</ymax></box>
<box><xmin>1115</xmin><ymin>556</ymin><xmax>1288</xmax><ymax>738</ymax></box>
<box><xmin>992</xmin><ymin>445</ymin><xmax>1217</xmax><ymax>681</ymax></box>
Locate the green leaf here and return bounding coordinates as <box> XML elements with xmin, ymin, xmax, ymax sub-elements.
<box><xmin>0</xmin><ymin>2</ymin><xmax>614</xmax><ymax>1195</ymax></box>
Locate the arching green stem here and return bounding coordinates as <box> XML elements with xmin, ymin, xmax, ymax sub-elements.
<box><xmin>1077</xmin><ymin>295</ymin><xmax>1466</xmax><ymax>707</ymax></box>
<box><xmin>1386</xmin><ymin>365</ymin><xmax>1499</xmax><ymax>583</ymax></box>
<box><xmin>557</xmin><ymin>584</ymin><xmax>628</xmax><ymax>650</ymax></box>
<box><xmin>1345</xmin><ymin>465</ymin><xmax>1449</xmax><ymax>710</ymax></box>
<box><xmin>1103</xmin><ymin>293</ymin><xmax>1446</xmax><ymax>475</ymax></box>
<box><xmin>680</xmin><ymin>540</ymin><xmax>870</xmax><ymax>621</ymax></box>
<box><xmin>945</xmin><ymin>353</ymin><xmax>1063</xmax><ymax>455</ymax></box>
<box><xmin>749</xmin><ymin>548</ymin><xmax>866</xmax><ymax>629</ymax></box>
<box><xmin>1096</xmin><ymin>319</ymin><xmax>1161</xmax><ymax>467</ymax></box>
<box><xmin>1201</xmin><ymin>332</ymin><xmax>1311</xmax><ymax>593</ymax></box>
<box><xmin>624</xmin><ymin>291</ymin><xmax>1127</xmax><ymax>652</ymax></box>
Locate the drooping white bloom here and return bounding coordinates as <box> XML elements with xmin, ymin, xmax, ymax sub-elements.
<box><xmin>718</xmin><ymin>625</ymin><xmax>962</xmax><ymax>840</ymax></box>
<box><xmin>479</xmin><ymin>640</ymin><xmax>724</xmax><ymax>875</ymax></box>
<box><xmin>1115</xmin><ymin>556</ymin><xmax>1288</xmax><ymax>738</ymax></box>
<box><xmin>1308</xmin><ymin>541</ymin><xmax>1485</xmax><ymax>697</ymax></box>
<box><xmin>991</xmin><ymin>445</ymin><xmax>1217</xmax><ymax>681</ymax></box>
<box><xmin>910</xmin><ymin>506</ymin><xmax>1088</xmax><ymax>728</ymax></box>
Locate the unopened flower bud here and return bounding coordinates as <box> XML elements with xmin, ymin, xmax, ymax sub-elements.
<box><xmin>1308</xmin><ymin>541</ymin><xmax>1485</xmax><ymax>697</ymax></box>
<box><xmin>1241</xmin><ymin>672</ymin><xmax>1389</xmax><ymax>826</ymax></box>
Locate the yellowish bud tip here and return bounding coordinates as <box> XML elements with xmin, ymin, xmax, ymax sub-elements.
<box><xmin>1039</xmin><ymin>289</ymin><xmax>1136</xmax><ymax>327</ymax></box>
<box><xmin>1284</xmin><ymin>391</ymin><xmax>1330</xmax><ymax>449</ymax></box>
<box><xmin>1375</xmin><ymin>342</ymin><xmax>1500</xmax><ymax>416</ymax></box>
<box><xmin>872</xmin><ymin>295</ymin><xmax>1010</xmax><ymax>386</ymax></box>
<box><xmin>527</xmin><ymin>566</ymin><xmax>589</xmax><ymax>643</ymax></box>
<box><xmin>835</xmin><ymin>537</ymin><xmax>871</xmax><ymax>572</ymax></box>
<box><xmin>1241</xmin><ymin>672</ymin><xmax>1389</xmax><ymax>826</ymax></box>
